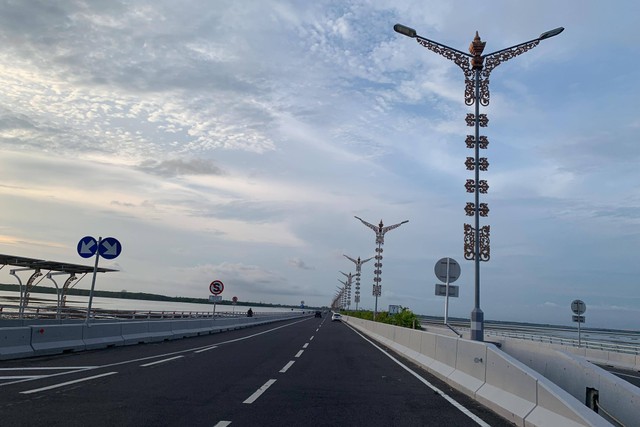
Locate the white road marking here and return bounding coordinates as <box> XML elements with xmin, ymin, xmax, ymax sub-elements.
<box><xmin>279</xmin><ymin>361</ymin><xmax>295</xmax><ymax>373</ymax></box>
<box><xmin>346</xmin><ymin>324</ymin><xmax>491</xmax><ymax>427</ymax></box>
<box><xmin>309</xmin><ymin>336</ymin><xmax>314</xmax><ymax>341</ymax></box>
<box><xmin>213</xmin><ymin>421</ymin><xmax>231</xmax><ymax>427</ymax></box>
<box><xmin>302</xmin><ymin>343</ymin><xmax>309</xmax><ymax>349</ymax></box>
<box><xmin>20</xmin><ymin>372</ymin><xmax>118</xmax><ymax>395</ymax></box>
<box><xmin>243</xmin><ymin>379</ymin><xmax>276</xmax><ymax>404</ymax></box>
<box><xmin>2</xmin><ymin>318</ymin><xmax>312</xmax><ymax>389</ymax></box>
<box><xmin>0</xmin><ymin>367</ymin><xmax>97</xmax><ymax>371</ymax></box>
<box><xmin>316</xmin><ymin>328</ymin><xmax>319</xmax><ymax>332</ymax></box>
<box><xmin>194</xmin><ymin>345</ymin><xmax>218</xmax><ymax>354</ymax></box>
<box><xmin>140</xmin><ymin>355</ymin><xmax>184</xmax><ymax>367</ymax></box>
<box><xmin>0</xmin><ymin>376</ymin><xmax>46</xmax><ymax>380</ymax></box>
<box><xmin>294</xmin><ymin>350</ymin><xmax>304</xmax><ymax>358</ymax></box>
<box><xmin>617</xmin><ymin>371</ymin><xmax>640</xmax><ymax>380</ymax></box>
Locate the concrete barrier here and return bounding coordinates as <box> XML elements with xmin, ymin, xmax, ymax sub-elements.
<box><xmin>146</xmin><ymin>320</ymin><xmax>176</xmax><ymax>342</ymax></box>
<box><xmin>497</xmin><ymin>337</ymin><xmax>640</xmax><ymax>427</ymax></box>
<box><xmin>172</xmin><ymin>319</ymin><xmax>212</xmax><ymax>338</ymax></box>
<box><xmin>0</xmin><ymin>327</ymin><xmax>34</xmax><ymax>360</ymax></box>
<box><xmin>83</xmin><ymin>323</ymin><xmax>124</xmax><ymax>350</ymax></box>
<box><xmin>121</xmin><ymin>321</ymin><xmax>151</xmax><ymax>345</ymax></box>
<box><xmin>343</xmin><ymin>316</ymin><xmax>610</xmax><ymax>427</ymax></box>
<box><xmin>0</xmin><ymin>313</ymin><xmax>309</xmax><ymax>360</ymax></box>
<box><xmin>30</xmin><ymin>324</ymin><xmax>85</xmax><ymax>356</ymax></box>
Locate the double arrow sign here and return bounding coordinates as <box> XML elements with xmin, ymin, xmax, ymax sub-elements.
<box><xmin>77</xmin><ymin>236</ymin><xmax>122</xmax><ymax>260</ymax></box>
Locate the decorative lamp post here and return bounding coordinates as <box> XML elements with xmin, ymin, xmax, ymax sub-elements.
<box><xmin>354</xmin><ymin>216</ymin><xmax>409</xmax><ymax>320</ymax></box>
<box><xmin>344</xmin><ymin>255</ymin><xmax>373</xmax><ymax>310</ymax></box>
<box><xmin>340</xmin><ymin>271</ymin><xmax>355</xmax><ymax>309</ymax></box>
<box><xmin>394</xmin><ymin>23</ymin><xmax>563</xmax><ymax>341</ymax></box>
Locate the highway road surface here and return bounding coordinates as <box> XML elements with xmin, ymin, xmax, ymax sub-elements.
<box><xmin>0</xmin><ymin>315</ymin><xmax>513</xmax><ymax>426</ymax></box>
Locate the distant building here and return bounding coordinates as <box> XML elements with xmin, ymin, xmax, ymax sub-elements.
<box><xmin>388</xmin><ymin>305</ymin><xmax>402</xmax><ymax>314</ymax></box>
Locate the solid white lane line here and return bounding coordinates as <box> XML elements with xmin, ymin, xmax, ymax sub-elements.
<box><xmin>0</xmin><ymin>376</ymin><xmax>46</xmax><ymax>380</ymax></box>
<box><xmin>617</xmin><ymin>372</ymin><xmax>640</xmax><ymax>380</ymax></box>
<box><xmin>0</xmin><ymin>367</ymin><xmax>97</xmax><ymax>371</ymax></box>
<box><xmin>279</xmin><ymin>361</ymin><xmax>295</xmax><ymax>373</ymax></box>
<box><xmin>194</xmin><ymin>345</ymin><xmax>218</xmax><ymax>354</ymax></box>
<box><xmin>294</xmin><ymin>350</ymin><xmax>304</xmax><ymax>358</ymax></box>
<box><xmin>302</xmin><ymin>343</ymin><xmax>309</xmax><ymax>349</ymax></box>
<box><xmin>213</xmin><ymin>421</ymin><xmax>232</xmax><ymax>427</ymax></box>
<box><xmin>243</xmin><ymin>379</ymin><xmax>276</xmax><ymax>404</ymax></box>
<box><xmin>309</xmin><ymin>336</ymin><xmax>314</xmax><ymax>341</ymax></box>
<box><xmin>140</xmin><ymin>355</ymin><xmax>184</xmax><ymax>367</ymax></box>
<box><xmin>20</xmin><ymin>372</ymin><xmax>118</xmax><ymax>395</ymax></box>
<box><xmin>346</xmin><ymin>324</ymin><xmax>491</xmax><ymax>427</ymax></box>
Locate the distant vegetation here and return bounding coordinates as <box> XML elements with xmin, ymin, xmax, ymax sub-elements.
<box><xmin>343</xmin><ymin>307</ymin><xmax>421</xmax><ymax>329</ymax></box>
<box><xmin>0</xmin><ymin>284</ymin><xmax>317</xmax><ymax>310</ymax></box>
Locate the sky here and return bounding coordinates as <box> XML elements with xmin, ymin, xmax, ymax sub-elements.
<box><xmin>0</xmin><ymin>0</ymin><xmax>638</xmax><ymax>331</ymax></box>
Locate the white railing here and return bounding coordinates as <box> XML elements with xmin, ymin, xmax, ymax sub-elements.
<box><xmin>0</xmin><ymin>303</ymin><xmax>269</xmax><ymax>321</ymax></box>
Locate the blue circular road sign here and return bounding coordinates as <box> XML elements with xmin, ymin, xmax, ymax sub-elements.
<box><xmin>99</xmin><ymin>237</ymin><xmax>122</xmax><ymax>260</ymax></box>
<box><xmin>77</xmin><ymin>236</ymin><xmax>98</xmax><ymax>258</ymax></box>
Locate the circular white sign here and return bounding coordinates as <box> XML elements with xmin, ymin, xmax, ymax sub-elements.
<box><xmin>434</xmin><ymin>258</ymin><xmax>460</xmax><ymax>283</ymax></box>
<box><xmin>571</xmin><ymin>299</ymin><xmax>586</xmax><ymax>315</ymax></box>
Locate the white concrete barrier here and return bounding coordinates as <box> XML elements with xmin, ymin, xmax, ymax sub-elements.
<box><xmin>30</xmin><ymin>324</ymin><xmax>85</xmax><ymax>356</ymax></box>
<box><xmin>0</xmin><ymin>313</ymin><xmax>309</xmax><ymax>360</ymax></box>
<box><xmin>497</xmin><ymin>337</ymin><xmax>639</xmax><ymax>427</ymax></box>
<box><xmin>172</xmin><ymin>319</ymin><xmax>211</xmax><ymax>338</ymax></box>
<box><xmin>0</xmin><ymin>327</ymin><xmax>34</xmax><ymax>360</ymax></box>
<box><xmin>343</xmin><ymin>316</ymin><xmax>610</xmax><ymax>427</ymax></box>
<box><xmin>83</xmin><ymin>323</ymin><xmax>124</xmax><ymax>349</ymax></box>
<box><xmin>146</xmin><ymin>320</ymin><xmax>175</xmax><ymax>342</ymax></box>
<box><xmin>121</xmin><ymin>321</ymin><xmax>151</xmax><ymax>345</ymax></box>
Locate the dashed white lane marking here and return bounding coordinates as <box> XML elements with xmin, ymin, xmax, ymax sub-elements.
<box><xmin>213</xmin><ymin>421</ymin><xmax>231</xmax><ymax>427</ymax></box>
<box><xmin>294</xmin><ymin>350</ymin><xmax>304</xmax><ymax>358</ymax></box>
<box><xmin>316</xmin><ymin>328</ymin><xmax>319</xmax><ymax>332</ymax></box>
<box><xmin>309</xmin><ymin>336</ymin><xmax>314</xmax><ymax>341</ymax></box>
<box><xmin>140</xmin><ymin>355</ymin><xmax>184</xmax><ymax>367</ymax></box>
<box><xmin>302</xmin><ymin>343</ymin><xmax>309</xmax><ymax>349</ymax></box>
<box><xmin>20</xmin><ymin>372</ymin><xmax>118</xmax><ymax>395</ymax></box>
<box><xmin>279</xmin><ymin>361</ymin><xmax>295</xmax><ymax>373</ymax></box>
<box><xmin>243</xmin><ymin>379</ymin><xmax>276</xmax><ymax>404</ymax></box>
<box><xmin>194</xmin><ymin>345</ymin><xmax>218</xmax><ymax>354</ymax></box>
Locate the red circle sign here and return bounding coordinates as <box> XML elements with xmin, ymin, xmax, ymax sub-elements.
<box><xmin>209</xmin><ymin>280</ymin><xmax>224</xmax><ymax>295</ymax></box>
<box><xmin>232</xmin><ymin>296</ymin><xmax>238</xmax><ymax>303</ymax></box>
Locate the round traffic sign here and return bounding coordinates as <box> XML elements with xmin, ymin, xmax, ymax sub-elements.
<box><xmin>209</xmin><ymin>280</ymin><xmax>224</xmax><ymax>295</ymax></box>
<box><xmin>77</xmin><ymin>236</ymin><xmax>97</xmax><ymax>258</ymax></box>
<box><xmin>232</xmin><ymin>296</ymin><xmax>238</xmax><ymax>303</ymax></box>
<box><xmin>571</xmin><ymin>299</ymin><xmax>586</xmax><ymax>315</ymax></box>
<box><xmin>434</xmin><ymin>258</ymin><xmax>460</xmax><ymax>283</ymax></box>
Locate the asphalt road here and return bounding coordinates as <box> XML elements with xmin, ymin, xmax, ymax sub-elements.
<box><xmin>0</xmin><ymin>316</ymin><xmax>513</xmax><ymax>426</ymax></box>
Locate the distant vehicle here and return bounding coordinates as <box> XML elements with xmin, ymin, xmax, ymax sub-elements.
<box><xmin>331</xmin><ymin>313</ymin><xmax>342</xmax><ymax>322</ymax></box>
<box><xmin>315</xmin><ymin>310</ymin><xmax>322</xmax><ymax>318</ymax></box>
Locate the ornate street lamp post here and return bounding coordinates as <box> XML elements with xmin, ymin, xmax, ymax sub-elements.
<box><xmin>354</xmin><ymin>216</ymin><xmax>409</xmax><ymax>320</ymax></box>
<box><xmin>394</xmin><ymin>24</ymin><xmax>563</xmax><ymax>341</ymax></box>
<box><xmin>344</xmin><ymin>255</ymin><xmax>373</xmax><ymax>310</ymax></box>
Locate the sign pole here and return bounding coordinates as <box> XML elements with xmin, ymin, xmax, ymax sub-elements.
<box><xmin>444</xmin><ymin>258</ymin><xmax>450</xmax><ymax>324</ymax></box>
<box><xmin>85</xmin><ymin>237</ymin><xmax>102</xmax><ymax>324</ymax></box>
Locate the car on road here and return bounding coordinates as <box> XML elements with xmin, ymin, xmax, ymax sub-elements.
<box><xmin>331</xmin><ymin>313</ymin><xmax>342</xmax><ymax>322</ymax></box>
<box><xmin>315</xmin><ymin>310</ymin><xmax>322</xmax><ymax>318</ymax></box>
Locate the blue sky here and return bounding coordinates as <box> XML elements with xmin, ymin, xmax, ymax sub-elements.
<box><xmin>0</xmin><ymin>0</ymin><xmax>638</xmax><ymax>330</ymax></box>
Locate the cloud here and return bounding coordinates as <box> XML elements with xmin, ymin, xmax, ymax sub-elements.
<box><xmin>288</xmin><ymin>258</ymin><xmax>315</xmax><ymax>270</ymax></box>
<box><xmin>136</xmin><ymin>158</ymin><xmax>224</xmax><ymax>178</ymax></box>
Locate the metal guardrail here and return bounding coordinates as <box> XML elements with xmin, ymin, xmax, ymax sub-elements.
<box><xmin>419</xmin><ymin>317</ymin><xmax>640</xmax><ymax>356</ymax></box>
<box><xmin>484</xmin><ymin>329</ymin><xmax>640</xmax><ymax>356</ymax></box>
<box><xmin>0</xmin><ymin>303</ymin><xmax>273</xmax><ymax>321</ymax></box>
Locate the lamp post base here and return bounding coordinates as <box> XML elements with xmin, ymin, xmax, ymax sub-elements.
<box><xmin>470</xmin><ymin>307</ymin><xmax>484</xmax><ymax>341</ymax></box>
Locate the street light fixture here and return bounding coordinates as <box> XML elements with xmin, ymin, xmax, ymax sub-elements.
<box><xmin>354</xmin><ymin>216</ymin><xmax>408</xmax><ymax>320</ymax></box>
<box><xmin>344</xmin><ymin>255</ymin><xmax>373</xmax><ymax>310</ymax></box>
<box><xmin>394</xmin><ymin>23</ymin><xmax>563</xmax><ymax>341</ymax></box>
